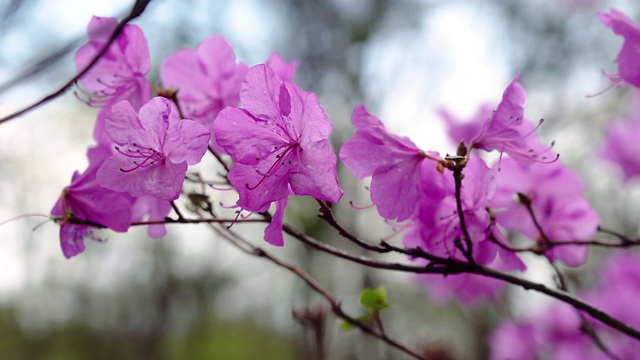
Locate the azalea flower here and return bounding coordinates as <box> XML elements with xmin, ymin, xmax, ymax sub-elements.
<box><xmin>75</xmin><ymin>16</ymin><xmax>152</xmax><ymax>144</ymax></box>
<box><xmin>471</xmin><ymin>74</ymin><xmax>556</xmax><ymax>164</ymax></box>
<box><xmin>266</xmin><ymin>52</ymin><xmax>299</xmax><ymax>83</ymax></box>
<box><xmin>51</xmin><ymin>145</ymin><xmax>133</xmax><ymax>258</ymax></box>
<box><xmin>161</xmin><ymin>35</ymin><xmax>248</xmax><ymax>151</ymax></box>
<box><xmin>340</xmin><ymin>105</ymin><xmax>432</xmax><ymax>221</ymax></box>
<box><xmin>214</xmin><ymin>64</ymin><xmax>342</xmax><ymax>245</ymax></box>
<box><xmin>437</xmin><ymin>104</ymin><xmax>491</xmax><ymax>146</ymax></box>
<box><xmin>97</xmin><ymin>97</ymin><xmax>210</xmax><ymax>200</ymax></box>
<box><xmin>599</xmin><ymin>8</ymin><xmax>640</xmax><ymax>88</ymax></box>
<box><xmin>491</xmin><ymin>156</ymin><xmax>599</xmax><ymax>266</ymax></box>
<box><xmin>409</xmin><ymin>157</ymin><xmax>501</xmax><ymax>262</ymax></box>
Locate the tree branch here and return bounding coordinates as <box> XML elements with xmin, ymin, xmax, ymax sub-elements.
<box><xmin>0</xmin><ymin>0</ymin><xmax>152</xmax><ymax>125</ymax></box>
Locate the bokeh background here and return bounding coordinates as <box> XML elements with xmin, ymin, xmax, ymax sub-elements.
<box><xmin>1</xmin><ymin>0</ymin><xmax>640</xmax><ymax>358</ymax></box>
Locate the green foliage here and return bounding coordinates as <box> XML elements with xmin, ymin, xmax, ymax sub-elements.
<box><xmin>359</xmin><ymin>286</ymin><xmax>390</xmax><ymax>312</ymax></box>
<box><xmin>340</xmin><ymin>286</ymin><xmax>390</xmax><ymax>332</ymax></box>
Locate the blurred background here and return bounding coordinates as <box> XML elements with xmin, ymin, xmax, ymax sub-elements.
<box><xmin>1</xmin><ymin>0</ymin><xmax>640</xmax><ymax>358</ymax></box>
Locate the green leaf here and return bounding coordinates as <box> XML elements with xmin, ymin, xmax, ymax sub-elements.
<box><xmin>359</xmin><ymin>286</ymin><xmax>390</xmax><ymax>312</ymax></box>
<box><xmin>339</xmin><ymin>315</ymin><xmax>372</xmax><ymax>331</ymax></box>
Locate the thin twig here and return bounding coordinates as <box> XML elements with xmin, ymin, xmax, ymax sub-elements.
<box><xmin>170</xmin><ymin>200</ymin><xmax>185</xmax><ymax>221</ymax></box>
<box><xmin>204</xmin><ymin>221</ymin><xmax>426</xmax><ymax>360</ymax></box>
<box><xmin>452</xmin><ymin>166</ymin><xmax>475</xmax><ymax>262</ymax></box>
<box><xmin>208</xmin><ymin>146</ymin><xmax>230</xmax><ymax>173</ymax></box>
<box><xmin>0</xmin><ymin>0</ymin><xmax>152</xmax><ymax>125</ymax></box>
<box><xmin>548</xmin><ymin>262</ymin><xmax>621</xmax><ymax>360</ymax></box>
<box><xmin>316</xmin><ymin>199</ymin><xmax>391</xmax><ymax>253</ymax></box>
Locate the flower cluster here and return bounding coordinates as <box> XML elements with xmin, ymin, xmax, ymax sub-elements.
<box><xmin>341</xmin><ymin>75</ymin><xmax>595</xmax><ymax>302</ymax></box>
<box><xmin>53</xmin><ymin>16</ymin><xmax>338</xmax><ymax>257</ymax></box>
<box><xmin>38</xmin><ymin>6</ymin><xmax>640</xmax><ymax>357</ymax></box>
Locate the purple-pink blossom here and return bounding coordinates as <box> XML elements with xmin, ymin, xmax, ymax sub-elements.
<box><xmin>340</xmin><ymin>105</ymin><xmax>429</xmax><ymax>221</ymax></box>
<box><xmin>491</xmin><ymin>156</ymin><xmax>599</xmax><ymax>266</ymax></box>
<box><xmin>599</xmin><ymin>9</ymin><xmax>640</xmax><ymax>88</ymax></box>
<box><xmin>214</xmin><ymin>64</ymin><xmax>342</xmax><ymax>245</ymax></box>
<box><xmin>214</xmin><ymin>64</ymin><xmax>343</xmax><ymax>212</ymax></box>
<box><xmin>471</xmin><ymin>75</ymin><xmax>556</xmax><ymax>163</ymax></box>
<box><xmin>600</xmin><ymin>93</ymin><xmax>640</xmax><ymax>181</ymax></box>
<box><xmin>131</xmin><ymin>195</ymin><xmax>173</xmax><ymax>239</ymax></box>
<box><xmin>97</xmin><ymin>97</ymin><xmax>210</xmax><ymax>200</ymax></box>
<box><xmin>75</xmin><ymin>16</ymin><xmax>152</xmax><ymax>144</ymax></box>
<box><xmin>408</xmin><ymin>157</ymin><xmax>497</xmax><ymax>261</ymax></box>
<box><xmin>51</xmin><ymin>145</ymin><xmax>133</xmax><ymax>258</ymax></box>
<box><xmin>491</xmin><ymin>252</ymin><xmax>640</xmax><ymax>359</ymax></box>
<box><xmin>437</xmin><ymin>104</ymin><xmax>491</xmax><ymax>146</ymax></box>
<box><xmin>160</xmin><ymin>35</ymin><xmax>248</xmax><ymax>151</ymax></box>
<box><xmin>267</xmin><ymin>52</ymin><xmax>299</xmax><ymax>83</ymax></box>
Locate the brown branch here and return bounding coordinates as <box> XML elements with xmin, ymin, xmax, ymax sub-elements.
<box><xmin>548</xmin><ymin>262</ymin><xmax>621</xmax><ymax>360</ymax></box>
<box><xmin>451</xmin><ymin>164</ymin><xmax>475</xmax><ymax>262</ymax></box>
<box><xmin>202</xmin><ymin>220</ymin><xmax>426</xmax><ymax>359</ymax></box>
<box><xmin>208</xmin><ymin>146</ymin><xmax>230</xmax><ymax>173</ymax></box>
<box><xmin>0</xmin><ymin>0</ymin><xmax>152</xmax><ymax>126</ymax></box>
<box><xmin>281</xmin><ymin>222</ymin><xmax>640</xmax><ymax>341</ymax></box>
<box><xmin>316</xmin><ymin>199</ymin><xmax>392</xmax><ymax>252</ymax></box>
<box><xmin>59</xmin><ymin>215</ymin><xmax>266</xmax><ymax>228</ymax></box>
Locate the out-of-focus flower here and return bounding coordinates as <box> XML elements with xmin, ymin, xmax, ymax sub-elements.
<box><xmin>599</xmin><ymin>9</ymin><xmax>640</xmax><ymax>88</ymax></box>
<box><xmin>161</xmin><ymin>35</ymin><xmax>248</xmax><ymax>151</ymax></box>
<box><xmin>491</xmin><ymin>157</ymin><xmax>599</xmax><ymax>266</ymax></box>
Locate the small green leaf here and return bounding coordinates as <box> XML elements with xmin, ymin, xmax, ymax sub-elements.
<box><xmin>359</xmin><ymin>286</ymin><xmax>390</xmax><ymax>312</ymax></box>
<box><xmin>339</xmin><ymin>315</ymin><xmax>372</xmax><ymax>331</ymax></box>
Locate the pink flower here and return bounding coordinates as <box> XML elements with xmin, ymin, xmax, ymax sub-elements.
<box><xmin>214</xmin><ymin>64</ymin><xmax>343</xmax><ymax>212</ymax></box>
<box><xmin>600</xmin><ymin>93</ymin><xmax>640</xmax><ymax>181</ymax></box>
<box><xmin>471</xmin><ymin>75</ymin><xmax>556</xmax><ymax>163</ymax></box>
<box><xmin>437</xmin><ymin>104</ymin><xmax>491</xmax><ymax>146</ymax></box>
<box><xmin>131</xmin><ymin>195</ymin><xmax>172</xmax><ymax>238</ymax></box>
<box><xmin>491</xmin><ymin>252</ymin><xmax>640</xmax><ymax>359</ymax></box>
<box><xmin>601</xmin><ymin>119</ymin><xmax>640</xmax><ymax>180</ymax></box>
<box><xmin>97</xmin><ymin>97</ymin><xmax>210</xmax><ymax>200</ymax></box>
<box><xmin>267</xmin><ymin>52</ymin><xmax>299</xmax><ymax>83</ymax></box>
<box><xmin>51</xmin><ymin>145</ymin><xmax>133</xmax><ymax>258</ymax></box>
<box><xmin>409</xmin><ymin>157</ymin><xmax>497</xmax><ymax>261</ymax></box>
<box><xmin>340</xmin><ymin>105</ymin><xmax>428</xmax><ymax>221</ymax></box>
<box><xmin>491</xmin><ymin>157</ymin><xmax>599</xmax><ymax>266</ymax></box>
<box><xmin>160</xmin><ymin>35</ymin><xmax>248</xmax><ymax>151</ymax></box>
<box><xmin>264</xmin><ymin>198</ymin><xmax>288</xmax><ymax>246</ymax></box>
<box><xmin>74</xmin><ymin>16</ymin><xmax>152</xmax><ymax>144</ymax></box>
<box><xmin>599</xmin><ymin>9</ymin><xmax>640</xmax><ymax>88</ymax></box>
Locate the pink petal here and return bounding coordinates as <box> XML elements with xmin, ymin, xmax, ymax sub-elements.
<box><xmin>264</xmin><ymin>197</ymin><xmax>288</xmax><ymax>246</ymax></box>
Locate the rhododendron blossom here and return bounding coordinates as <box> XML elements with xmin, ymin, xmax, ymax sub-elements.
<box><xmin>75</xmin><ymin>16</ymin><xmax>152</xmax><ymax>144</ymax></box>
<box><xmin>97</xmin><ymin>97</ymin><xmax>210</xmax><ymax>200</ymax></box>
<box><xmin>438</xmin><ymin>104</ymin><xmax>491</xmax><ymax>146</ymax></box>
<box><xmin>599</xmin><ymin>8</ymin><xmax>640</xmax><ymax>88</ymax></box>
<box><xmin>340</xmin><ymin>105</ymin><xmax>432</xmax><ymax>221</ymax></box>
<box><xmin>471</xmin><ymin>75</ymin><xmax>556</xmax><ymax>163</ymax></box>
<box><xmin>600</xmin><ymin>93</ymin><xmax>640</xmax><ymax>181</ymax></box>
<box><xmin>131</xmin><ymin>195</ymin><xmax>173</xmax><ymax>239</ymax></box>
<box><xmin>491</xmin><ymin>157</ymin><xmax>599</xmax><ymax>266</ymax></box>
<box><xmin>407</xmin><ymin>158</ymin><xmax>500</xmax><ymax>262</ymax></box>
<box><xmin>161</xmin><ymin>35</ymin><xmax>248</xmax><ymax>151</ymax></box>
<box><xmin>266</xmin><ymin>52</ymin><xmax>299</xmax><ymax>83</ymax></box>
<box><xmin>51</xmin><ymin>146</ymin><xmax>133</xmax><ymax>258</ymax></box>
<box><xmin>491</xmin><ymin>252</ymin><xmax>640</xmax><ymax>359</ymax></box>
<box><xmin>214</xmin><ymin>64</ymin><xmax>343</xmax><ymax>244</ymax></box>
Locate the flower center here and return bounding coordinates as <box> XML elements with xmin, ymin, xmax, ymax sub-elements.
<box><xmin>245</xmin><ymin>143</ymin><xmax>298</xmax><ymax>190</ymax></box>
<box><xmin>115</xmin><ymin>143</ymin><xmax>165</xmax><ymax>172</ymax></box>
